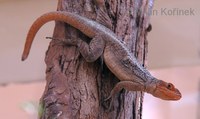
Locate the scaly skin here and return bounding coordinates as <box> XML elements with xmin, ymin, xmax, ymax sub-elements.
<box><xmin>22</xmin><ymin>11</ymin><xmax>181</xmax><ymax>101</ymax></box>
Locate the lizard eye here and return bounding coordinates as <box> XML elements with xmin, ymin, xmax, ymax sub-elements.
<box><xmin>167</xmin><ymin>83</ymin><xmax>174</xmax><ymax>90</ymax></box>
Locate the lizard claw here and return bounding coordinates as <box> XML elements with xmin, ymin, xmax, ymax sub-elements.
<box><xmin>104</xmin><ymin>94</ymin><xmax>114</xmax><ymax>111</ymax></box>
<box><xmin>46</xmin><ymin>37</ymin><xmax>79</xmax><ymax>46</ymax></box>
<box><xmin>46</xmin><ymin>36</ymin><xmax>62</xmax><ymax>41</ymax></box>
<box><xmin>104</xmin><ymin>95</ymin><xmax>111</xmax><ymax>102</ymax></box>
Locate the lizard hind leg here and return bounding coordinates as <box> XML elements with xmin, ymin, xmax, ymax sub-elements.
<box><xmin>95</xmin><ymin>1</ymin><xmax>113</xmax><ymax>30</ymax></box>
<box><xmin>78</xmin><ymin>34</ymin><xmax>105</xmax><ymax>62</ymax></box>
<box><xmin>46</xmin><ymin>34</ymin><xmax>105</xmax><ymax>63</ymax></box>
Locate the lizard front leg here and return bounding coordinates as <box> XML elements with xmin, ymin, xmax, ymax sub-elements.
<box><xmin>105</xmin><ymin>81</ymin><xmax>144</xmax><ymax>100</ymax></box>
<box><xmin>104</xmin><ymin>81</ymin><xmax>144</xmax><ymax>110</ymax></box>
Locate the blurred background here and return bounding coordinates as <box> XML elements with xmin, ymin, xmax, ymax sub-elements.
<box><xmin>0</xmin><ymin>0</ymin><xmax>199</xmax><ymax>118</ymax></box>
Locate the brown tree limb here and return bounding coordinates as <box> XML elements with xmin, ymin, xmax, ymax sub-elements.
<box><xmin>39</xmin><ymin>0</ymin><xmax>154</xmax><ymax>118</ymax></box>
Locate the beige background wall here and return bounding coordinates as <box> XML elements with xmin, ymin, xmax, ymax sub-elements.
<box><xmin>148</xmin><ymin>0</ymin><xmax>200</xmax><ymax>68</ymax></box>
<box><xmin>0</xmin><ymin>0</ymin><xmax>57</xmax><ymax>83</ymax></box>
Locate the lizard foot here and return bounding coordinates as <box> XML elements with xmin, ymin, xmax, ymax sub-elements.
<box><xmin>46</xmin><ymin>37</ymin><xmax>79</xmax><ymax>46</ymax></box>
<box><xmin>104</xmin><ymin>95</ymin><xmax>111</xmax><ymax>102</ymax></box>
<box><xmin>104</xmin><ymin>95</ymin><xmax>114</xmax><ymax>111</ymax></box>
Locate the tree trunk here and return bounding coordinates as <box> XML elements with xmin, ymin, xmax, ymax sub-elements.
<box><xmin>39</xmin><ymin>0</ymin><xmax>154</xmax><ymax>119</ymax></box>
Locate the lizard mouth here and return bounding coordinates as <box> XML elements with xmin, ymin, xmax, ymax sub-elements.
<box><xmin>171</xmin><ymin>89</ymin><xmax>182</xmax><ymax>100</ymax></box>
<box><xmin>160</xmin><ymin>88</ymin><xmax>182</xmax><ymax>100</ymax></box>
<box><xmin>168</xmin><ymin>94</ymin><xmax>181</xmax><ymax>100</ymax></box>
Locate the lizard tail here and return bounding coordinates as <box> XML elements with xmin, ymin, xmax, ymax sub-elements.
<box><xmin>21</xmin><ymin>11</ymin><xmax>97</xmax><ymax>61</ymax></box>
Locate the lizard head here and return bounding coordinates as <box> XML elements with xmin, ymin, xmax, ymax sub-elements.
<box><xmin>152</xmin><ymin>80</ymin><xmax>182</xmax><ymax>100</ymax></box>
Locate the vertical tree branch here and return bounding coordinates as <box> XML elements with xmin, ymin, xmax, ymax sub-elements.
<box><xmin>39</xmin><ymin>0</ymin><xmax>154</xmax><ymax>118</ymax></box>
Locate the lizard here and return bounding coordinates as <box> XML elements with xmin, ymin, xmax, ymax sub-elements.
<box><xmin>21</xmin><ymin>11</ymin><xmax>182</xmax><ymax>101</ymax></box>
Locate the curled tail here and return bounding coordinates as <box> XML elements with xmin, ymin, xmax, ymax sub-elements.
<box><xmin>21</xmin><ymin>11</ymin><xmax>97</xmax><ymax>61</ymax></box>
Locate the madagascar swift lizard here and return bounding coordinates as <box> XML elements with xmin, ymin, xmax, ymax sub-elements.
<box><xmin>22</xmin><ymin>11</ymin><xmax>181</xmax><ymax>101</ymax></box>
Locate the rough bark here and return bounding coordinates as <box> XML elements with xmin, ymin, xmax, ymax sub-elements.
<box><xmin>39</xmin><ymin>0</ymin><xmax>154</xmax><ymax>119</ymax></box>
